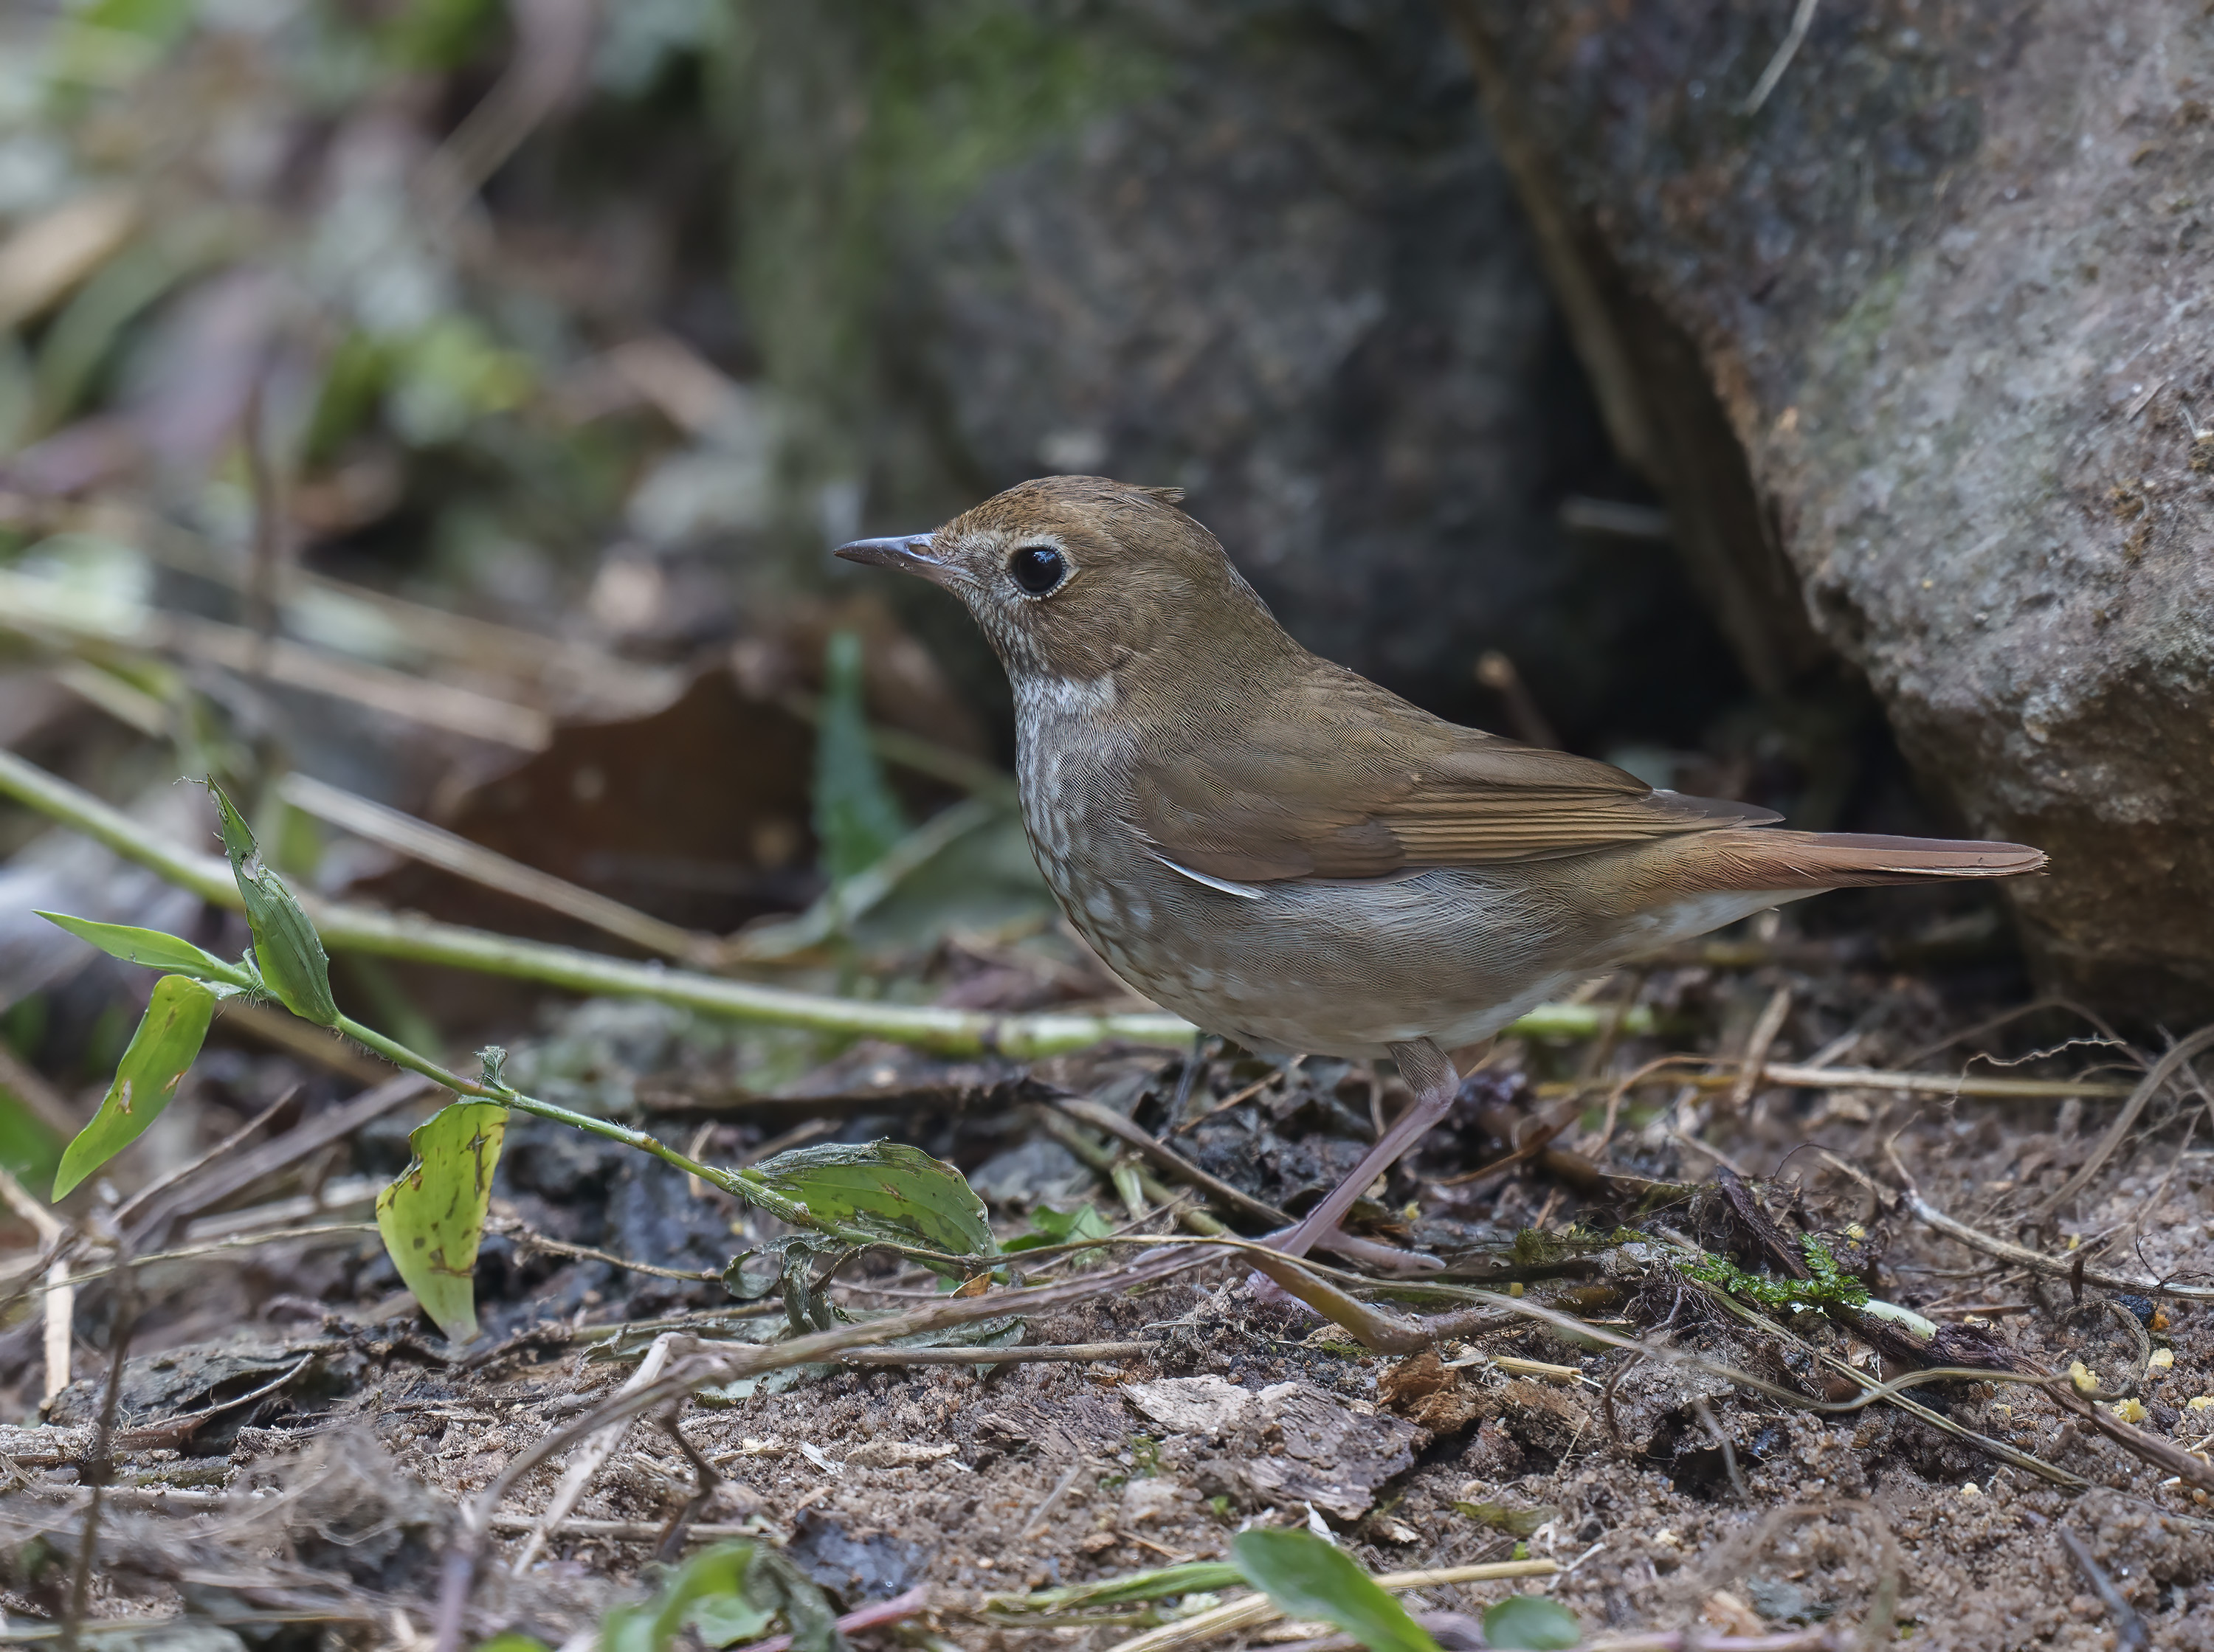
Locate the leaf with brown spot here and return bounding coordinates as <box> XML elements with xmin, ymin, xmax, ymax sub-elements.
<box><xmin>53</xmin><ymin>975</ymin><xmax>216</xmax><ymax>1199</ymax></box>
<box><xmin>374</xmin><ymin>1099</ymin><xmax>507</xmax><ymax>1343</ymax></box>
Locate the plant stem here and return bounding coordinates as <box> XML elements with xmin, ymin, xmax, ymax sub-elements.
<box><xmin>0</xmin><ymin>748</ymin><xmax>1643</xmax><ymax>1054</ymax></box>
<box><xmin>334</xmin><ymin>1015</ymin><xmax>968</xmax><ymax>1264</ymax></box>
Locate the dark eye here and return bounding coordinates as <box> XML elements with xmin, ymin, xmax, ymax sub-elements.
<box><xmin>1009</xmin><ymin>545</ymin><xmax>1066</xmax><ymax>595</ymax></box>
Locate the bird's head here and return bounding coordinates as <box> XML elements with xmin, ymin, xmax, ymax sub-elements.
<box><xmin>835</xmin><ymin>475</ymin><xmax>1284</xmax><ymax>688</ymax></box>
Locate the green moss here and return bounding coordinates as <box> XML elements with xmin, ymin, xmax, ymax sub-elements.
<box><xmin>1682</xmin><ymin>1234</ymin><xmax>1870</xmax><ymax>1312</ymax></box>
<box><xmin>723</xmin><ymin>1</ymin><xmax>1168</xmax><ymax>503</ymax></box>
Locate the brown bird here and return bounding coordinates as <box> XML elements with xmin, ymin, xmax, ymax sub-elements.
<box><xmin>838</xmin><ymin>477</ymin><xmax>2043</xmax><ymax>1262</ymax></box>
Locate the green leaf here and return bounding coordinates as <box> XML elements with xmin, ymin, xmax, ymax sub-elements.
<box><xmin>1230</xmin><ymin>1530</ymin><xmax>1438</xmax><ymax>1652</ymax></box>
<box><xmin>1452</xmin><ymin>1500</ymin><xmax>1558</xmax><ymax>1538</ymax></box>
<box><xmin>751</xmin><ymin>1139</ymin><xmax>996</xmax><ymax>1261</ymax></box>
<box><xmin>601</xmin><ymin>1540</ymin><xmax>846</xmax><ymax>1652</ymax></box>
<box><xmin>374</xmin><ymin>1100</ymin><xmax>507</xmax><ymax>1343</ymax></box>
<box><xmin>53</xmin><ymin>975</ymin><xmax>215</xmax><ymax>1199</ymax></box>
<box><xmin>204</xmin><ymin>779</ymin><xmax>340</xmax><ymax>1026</ymax></box>
<box><xmin>35</xmin><ymin>911</ymin><xmax>252</xmax><ymax>987</ymax></box>
<box><xmin>1002</xmin><ymin>1200</ymin><xmax>1114</xmax><ymax>1255</ymax></box>
<box><xmin>0</xmin><ymin>1087</ymin><xmax>63</xmax><ymax>1189</ymax></box>
<box><xmin>813</xmin><ymin>629</ymin><xmax>907</xmax><ymax>888</ymax></box>
<box><xmin>1483</xmin><ymin>1595</ymin><xmax>1582</xmax><ymax>1651</ymax></box>
<box><xmin>474</xmin><ymin>1637</ymin><xmax>554</xmax><ymax>1652</ymax></box>
<box><xmin>990</xmin><ymin>1561</ymin><xmax>1244</xmax><ymax>1614</ymax></box>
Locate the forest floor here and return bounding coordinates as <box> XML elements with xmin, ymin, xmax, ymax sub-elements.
<box><xmin>4</xmin><ymin>912</ymin><xmax>2212</xmax><ymax>1652</ymax></box>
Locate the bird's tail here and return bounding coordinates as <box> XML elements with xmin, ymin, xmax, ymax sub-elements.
<box><xmin>1682</xmin><ymin>828</ymin><xmax>2046</xmax><ymax>891</ymax></box>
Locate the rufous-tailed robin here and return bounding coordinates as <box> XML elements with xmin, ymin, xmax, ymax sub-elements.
<box><xmin>839</xmin><ymin>477</ymin><xmax>2043</xmax><ymax>1263</ymax></box>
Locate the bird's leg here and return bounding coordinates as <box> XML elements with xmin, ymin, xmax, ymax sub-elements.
<box><xmin>1272</xmin><ymin>1037</ymin><xmax>1458</xmax><ymax>1262</ymax></box>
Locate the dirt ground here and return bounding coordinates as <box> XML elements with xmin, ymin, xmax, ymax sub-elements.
<box><xmin>4</xmin><ymin>927</ymin><xmax>2213</xmax><ymax>1650</ymax></box>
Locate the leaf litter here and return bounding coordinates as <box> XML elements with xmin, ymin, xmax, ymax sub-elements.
<box><xmin>7</xmin><ymin>955</ymin><xmax>2214</xmax><ymax>1650</ymax></box>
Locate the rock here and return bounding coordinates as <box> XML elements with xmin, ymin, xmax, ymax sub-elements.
<box><xmin>787</xmin><ymin>1509</ymin><xmax>928</xmax><ymax>1606</ymax></box>
<box><xmin>844</xmin><ymin>1440</ymin><xmax>959</xmax><ymax>1469</ymax></box>
<box><xmin>1238</xmin><ymin>1382</ymin><xmax>1425</xmax><ymax>1520</ymax></box>
<box><xmin>1128</xmin><ymin>1375</ymin><xmax>1423</xmax><ymax>1519</ymax></box>
<box><xmin>1445</xmin><ymin>0</ymin><xmax>2214</xmax><ymax>1022</ymax></box>
<box><xmin>1376</xmin><ymin>1350</ymin><xmax>1486</xmax><ymax>1434</ymax></box>
<box><xmin>739</xmin><ymin>2</ymin><xmax>1745</xmax><ymax>750</ymax></box>
<box><xmin>1121</xmin><ymin>1476</ymin><xmax>1192</xmax><ymax>1525</ymax></box>
<box><xmin>1458</xmin><ymin>1418</ymin><xmax>1528</xmax><ymax>1482</ymax></box>
<box><xmin>1599</xmin><ymin>1358</ymin><xmax>1737</xmax><ymax>1459</ymax></box>
<box><xmin>1488</xmin><ymin>1378</ymin><xmax>1593</xmax><ymax>1459</ymax></box>
<box><xmin>1124</xmin><ymin>1374</ymin><xmax>1259</xmax><ymax>1440</ymax></box>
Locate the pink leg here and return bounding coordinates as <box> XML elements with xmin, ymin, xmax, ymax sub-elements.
<box><xmin>1272</xmin><ymin>1038</ymin><xmax>1458</xmax><ymax>1261</ymax></box>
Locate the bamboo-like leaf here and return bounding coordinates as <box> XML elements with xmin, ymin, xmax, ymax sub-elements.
<box><xmin>1230</xmin><ymin>1530</ymin><xmax>1438</xmax><ymax>1652</ymax></box>
<box><xmin>36</xmin><ymin>910</ymin><xmax>252</xmax><ymax>987</ymax></box>
<box><xmin>373</xmin><ymin>1099</ymin><xmax>506</xmax><ymax>1343</ymax></box>
<box><xmin>813</xmin><ymin>629</ymin><xmax>907</xmax><ymax>888</ymax></box>
<box><xmin>1002</xmin><ymin>1201</ymin><xmax>1114</xmax><ymax>1255</ymax></box>
<box><xmin>601</xmin><ymin>1540</ymin><xmax>846</xmax><ymax>1652</ymax></box>
<box><xmin>53</xmin><ymin>975</ymin><xmax>215</xmax><ymax>1199</ymax></box>
<box><xmin>204</xmin><ymin>779</ymin><xmax>339</xmax><ymax>1026</ymax></box>
<box><xmin>1482</xmin><ymin>1596</ymin><xmax>1582</xmax><ymax>1651</ymax></box>
<box><xmin>749</xmin><ymin>1138</ymin><xmax>995</xmax><ymax>1259</ymax></box>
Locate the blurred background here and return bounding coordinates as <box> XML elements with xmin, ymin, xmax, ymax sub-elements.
<box><xmin>0</xmin><ymin>0</ymin><xmax>1995</xmax><ymax>1205</ymax></box>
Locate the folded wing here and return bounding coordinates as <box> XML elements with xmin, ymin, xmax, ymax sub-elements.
<box><xmin>1124</xmin><ymin>658</ymin><xmax>1779</xmax><ymax>882</ymax></box>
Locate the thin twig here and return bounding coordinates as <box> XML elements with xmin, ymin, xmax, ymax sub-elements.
<box><xmin>728</xmin><ymin>1584</ymin><xmax>931</xmax><ymax>1652</ymax></box>
<box><xmin>1540</xmin><ymin>1058</ymin><xmax>2137</xmax><ymax>1105</ymax></box>
<box><xmin>833</xmin><ymin>1341</ymin><xmax>1152</xmax><ymax>1366</ymax></box>
<box><xmin>1048</xmin><ymin>1095</ymin><xmax>1290</xmax><ymax>1226</ymax></box>
<box><xmin>1741</xmin><ymin>0</ymin><xmax>1820</xmax><ymax>116</ymax></box>
<box><xmin>0</xmin><ymin>1039</ymin><xmax>81</xmax><ymax>1138</ymax></box>
<box><xmin>652</xmin><ymin>1403</ymin><xmax>721</xmax><ymax>1563</ymax></box>
<box><xmin>2035</xmin><ymin>1023</ymin><xmax>2214</xmax><ymax>1217</ymax></box>
<box><xmin>1726</xmin><ymin>984</ymin><xmax>1793</xmax><ymax>1113</ymax></box>
<box><xmin>511</xmin><ymin>1331</ymin><xmax>680</xmax><ymax>1574</ymax></box>
<box><xmin>1170</xmin><ymin>1055</ymin><xmax>1302</xmax><ymax>1135</ymax></box>
<box><xmin>1102</xmin><ymin>1561</ymin><xmax>1559</xmax><ymax>1652</ymax></box>
<box><xmin>0</xmin><ymin>747</ymin><xmax>1633</xmax><ymax>1058</ymax></box>
<box><xmin>0</xmin><ymin>1165</ymin><xmax>71</xmax><ymax>1400</ymax></box>
<box><xmin>2055</xmin><ymin>1527</ymin><xmax>2152</xmax><ymax>1652</ymax></box>
<box><xmin>278</xmin><ymin>772</ymin><xmax>720</xmax><ymax>968</ymax></box>
<box><xmin>61</xmin><ymin>1248</ymin><xmax>139</xmax><ymax>1652</ymax></box>
<box><xmin>1888</xmin><ymin>1148</ymin><xmax>2214</xmax><ymax>1302</ymax></box>
<box><xmin>114</xmin><ymin>1086</ymin><xmax>297</xmax><ymax>1243</ymax></box>
<box><xmin>486</xmin><ymin>1216</ymin><xmax>722</xmax><ymax>1284</ymax></box>
<box><xmin>435</xmin><ymin>1248</ymin><xmax>1245</xmax><ymax>1652</ymax></box>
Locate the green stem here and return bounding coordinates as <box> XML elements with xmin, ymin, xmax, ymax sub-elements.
<box><xmin>335</xmin><ymin>1014</ymin><xmax>968</xmax><ymax>1264</ymax></box>
<box><xmin>0</xmin><ymin>749</ymin><xmax>1644</xmax><ymax>1054</ymax></box>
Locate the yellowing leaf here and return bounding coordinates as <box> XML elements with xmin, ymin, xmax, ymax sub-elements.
<box><xmin>374</xmin><ymin>1100</ymin><xmax>506</xmax><ymax>1343</ymax></box>
<box><xmin>53</xmin><ymin>974</ymin><xmax>215</xmax><ymax>1198</ymax></box>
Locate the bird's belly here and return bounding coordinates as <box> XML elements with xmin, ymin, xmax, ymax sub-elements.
<box><xmin>1030</xmin><ymin>829</ymin><xmax>1785</xmax><ymax>1058</ymax></box>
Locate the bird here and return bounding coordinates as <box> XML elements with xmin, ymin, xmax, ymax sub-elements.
<box><xmin>838</xmin><ymin>475</ymin><xmax>2044</xmax><ymax>1263</ymax></box>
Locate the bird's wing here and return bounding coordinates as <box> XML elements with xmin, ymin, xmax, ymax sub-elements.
<box><xmin>1125</xmin><ymin>660</ymin><xmax>1777</xmax><ymax>882</ymax></box>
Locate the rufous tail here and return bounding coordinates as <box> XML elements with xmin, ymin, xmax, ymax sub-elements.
<box><xmin>1686</xmin><ymin>829</ymin><xmax>2046</xmax><ymax>891</ymax></box>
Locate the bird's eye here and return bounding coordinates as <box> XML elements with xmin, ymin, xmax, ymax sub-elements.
<box><xmin>1009</xmin><ymin>545</ymin><xmax>1066</xmax><ymax>595</ymax></box>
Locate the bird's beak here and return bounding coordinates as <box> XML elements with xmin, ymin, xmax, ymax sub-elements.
<box><xmin>834</xmin><ymin>533</ymin><xmax>954</xmax><ymax>587</ymax></box>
